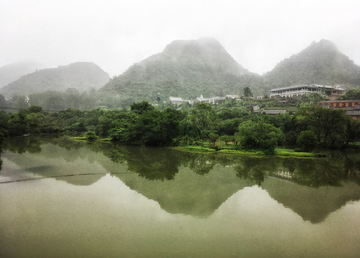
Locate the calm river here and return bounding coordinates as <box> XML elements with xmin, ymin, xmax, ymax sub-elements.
<box><xmin>1</xmin><ymin>136</ymin><xmax>360</xmax><ymax>258</ymax></box>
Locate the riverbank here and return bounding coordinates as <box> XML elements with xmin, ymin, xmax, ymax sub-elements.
<box><xmin>172</xmin><ymin>145</ymin><xmax>325</xmax><ymax>158</ymax></box>
<box><xmin>68</xmin><ymin>136</ymin><xmax>112</xmax><ymax>141</ymax></box>
<box><xmin>67</xmin><ymin>136</ymin><xmax>324</xmax><ymax>158</ymax></box>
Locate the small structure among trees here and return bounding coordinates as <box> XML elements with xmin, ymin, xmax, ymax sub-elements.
<box><xmin>262</xmin><ymin>109</ymin><xmax>287</xmax><ymax>116</ymax></box>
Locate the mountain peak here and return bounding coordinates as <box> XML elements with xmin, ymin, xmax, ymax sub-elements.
<box><xmin>100</xmin><ymin>38</ymin><xmax>253</xmax><ymax>101</ymax></box>
<box><xmin>263</xmin><ymin>39</ymin><xmax>360</xmax><ymax>88</ymax></box>
<box><xmin>162</xmin><ymin>38</ymin><xmax>224</xmax><ymax>57</ymax></box>
<box><xmin>308</xmin><ymin>39</ymin><xmax>338</xmax><ymax>52</ymax></box>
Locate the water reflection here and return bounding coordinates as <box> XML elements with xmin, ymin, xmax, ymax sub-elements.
<box><xmin>1</xmin><ymin>136</ymin><xmax>360</xmax><ymax>223</ymax></box>
<box><xmin>105</xmin><ymin>146</ymin><xmax>182</xmax><ymax>180</ymax></box>
<box><xmin>1</xmin><ymin>137</ymin><xmax>360</xmax><ymax>257</ymax></box>
<box><xmin>234</xmin><ymin>156</ymin><xmax>282</xmax><ymax>185</ymax></box>
<box><xmin>3</xmin><ymin>136</ymin><xmax>360</xmax><ymax>187</ymax></box>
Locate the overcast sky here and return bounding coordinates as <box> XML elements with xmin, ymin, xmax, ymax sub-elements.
<box><xmin>1</xmin><ymin>0</ymin><xmax>360</xmax><ymax>77</ymax></box>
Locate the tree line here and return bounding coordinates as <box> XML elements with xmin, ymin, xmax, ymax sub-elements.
<box><xmin>1</xmin><ymin>97</ymin><xmax>359</xmax><ymax>154</ymax></box>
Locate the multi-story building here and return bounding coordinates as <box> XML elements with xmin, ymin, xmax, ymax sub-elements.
<box><xmin>270</xmin><ymin>84</ymin><xmax>344</xmax><ymax>98</ymax></box>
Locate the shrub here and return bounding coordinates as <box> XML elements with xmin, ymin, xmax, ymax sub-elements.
<box><xmin>86</xmin><ymin>131</ymin><xmax>98</xmax><ymax>141</ymax></box>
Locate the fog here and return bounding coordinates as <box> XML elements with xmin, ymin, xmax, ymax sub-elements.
<box><xmin>1</xmin><ymin>0</ymin><xmax>359</xmax><ymax>76</ymax></box>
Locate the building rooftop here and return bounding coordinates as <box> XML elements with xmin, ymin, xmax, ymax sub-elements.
<box><xmin>346</xmin><ymin>110</ymin><xmax>360</xmax><ymax>116</ymax></box>
<box><xmin>270</xmin><ymin>84</ymin><xmax>343</xmax><ymax>92</ymax></box>
<box><xmin>262</xmin><ymin>109</ymin><xmax>287</xmax><ymax>115</ymax></box>
<box><xmin>169</xmin><ymin>97</ymin><xmax>184</xmax><ymax>101</ymax></box>
<box><xmin>318</xmin><ymin>100</ymin><xmax>360</xmax><ymax>103</ymax></box>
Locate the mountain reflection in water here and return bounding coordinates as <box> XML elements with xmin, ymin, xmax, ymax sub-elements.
<box><xmin>1</xmin><ymin>136</ymin><xmax>360</xmax><ymax>223</ymax></box>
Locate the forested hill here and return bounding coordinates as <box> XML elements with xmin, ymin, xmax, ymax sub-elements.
<box><xmin>0</xmin><ymin>62</ymin><xmax>110</xmax><ymax>97</ymax></box>
<box><xmin>0</xmin><ymin>62</ymin><xmax>44</xmax><ymax>88</ymax></box>
<box><xmin>99</xmin><ymin>38</ymin><xmax>260</xmax><ymax>102</ymax></box>
<box><xmin>2</xmin><ymin>39</ymin><xmax>360</xmax><ymax>105</ymax></box>
<box><xmin>262</xmin><ymin>39</ymin><xmax>360</xmax><ymax>90</ymax></box>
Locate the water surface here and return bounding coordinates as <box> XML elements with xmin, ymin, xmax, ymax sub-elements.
<box><xmin>1</xmin><ymin>136</ymin><xmax>360</xmax><ymax>257</ymax></box>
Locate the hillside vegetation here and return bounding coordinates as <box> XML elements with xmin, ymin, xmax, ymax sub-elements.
<box><xmin>0</xmin><ymin>62</ymin><xmax>110</xmax><ymax>97</ymax></box>
<box><xmin>99</xmin><ymin>38</ymin><xmax>261</xmax><ymax>104</ymax></box>
<box><xmin>2</xmin><ymin>39</ymin><xmax>360</xmax><ymax>110</ymax></box>
<box><xmin>262</xmin><ymin>39</ymin><xmax>360</xmax><ymax>92</ymax></box>
<box><xmin>0</xmin><ymin>62</ymin><xmax>44</xmax><ymax>88</ymax></box>
<box><xmin>99</xmin><ymin>39</ymin><xmax>360</xmax><ymax>101</ymax></box>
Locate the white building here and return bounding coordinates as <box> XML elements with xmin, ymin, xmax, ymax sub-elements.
<box><xmin>195</xmin><ymin>95</ymin><xmax>226</xmax><ymax>104</ymax></box>
<box><xmin>168</xmin><ymin>97</ymin><xmax>192</xmax><ymax>105</ymax></box>
<box><xmin>270</xmin><ymin>84</ymin><xmax>344</xmax><ymax>98</ymax></box>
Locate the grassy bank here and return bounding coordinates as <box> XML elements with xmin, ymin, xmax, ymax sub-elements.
<box><xmin>67</xmin><ymin>136</ymin><xmax>323</xmax><ymax>158</ymax></box>
<box><xmin>172</xmin><ymin>145</ymin><xmax>324</xmax><ymax>158</ymax></box>
<box><xmin>68</xmin><ymin>136</ymin><xmax>112</xmax><ymax>142</ymax></box>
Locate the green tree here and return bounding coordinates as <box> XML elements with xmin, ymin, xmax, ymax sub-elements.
<box><xmin>235</xmin><ymin>120</ymin><xmax>285</xmax><ymax>154</ymax></box>
<box><xmin>243</xmin><ymin>87</ymin><xmax>253</xmax><ymax>98</ymax></box>
<box><xmin>218</xmin><ymin>118</ymin><xmax>243</xmax><ymax>136</ymax></box>
<box><xmin>338</xmin><ymin>89</ymin><xmax>360</xmax><ymax>100</ymax></box>
<box><xmin>125</xmin><ymin>108</ymin><xmax>180</xmax><ymax>146</ymax></box>
<box><xmin>0</xmin><ymin>94</ymin><xmax>7</xmax><ymax>109</ymax></box>
<box><xmin>10</xmin><ymin>95</ymin><xmax>29</xmax><ymax>109</ymax></box>
<box><xmin>219</xmin><ymin>135</ymin><xmax>233</xmax><ymax>145</ymax></box>
<box><xmin>296</xmin><ymin>106</ymin><xmax>347</xmax><ymax>147</ymax></box>
<box><xmin>28</xmin><ymin>105</ymin><xmax>43</xmax><ymax>113</ymax></box>
<box><xmin>187</xmin><ymin>102</ymin><xmax>219</xmax><ymax>137</ymax></box>
<box><xmin>130</xmin><ymin>101</ymin><xmax>154</xmax><ymax>115</ymax></box>
<box><xmin>340</xmin><ymin>117</ymin><xmax>360</xmax><ymax>147</ymax></box>
<box><xmin>297</xmin><ymin>130</ymin><xmax>318</xmax><ymax>151</ymax></box>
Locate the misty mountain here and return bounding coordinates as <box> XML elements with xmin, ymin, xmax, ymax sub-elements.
<box><xmin>262</xmin><ymin>39</ymin><xmax>360</xmax><ymax>91</ymax></box>
<box><xmin>0</xmin><ymin>62</ymin><xmax>110</xmax><ymax>97</ymax></box>
<box><xmin>99</xmin><ymin>38</ymin><xmax>360</xmax><ymax>101</ymax></box>
<box><xmin>3</xmin><ymin>39</ymin><xmax>360</xmax><ymax>103</ymax></box>
<box><xmin>99</xmin><ymin>38</ymin><xmax>260</xmax><ymax>102</ymax></box>
<box><xmin>0</xmin><ymin>62</ymin><xmax>44</xmax><ymax>88</ymax></box>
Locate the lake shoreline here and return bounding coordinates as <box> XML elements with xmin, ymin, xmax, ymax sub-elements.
<box><xmin>66</xmin><ymin>136</ymin><xmax>325</xmax><ymax>158</ymax></box>
<box><xmin>171</xmin><ymin>145</ymin><xmax>326</xmax><ymax>158</ymax></box>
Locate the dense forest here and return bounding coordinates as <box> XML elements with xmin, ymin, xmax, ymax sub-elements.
<box><xmin>1</xmin><ymin>93</ymin><xmax>359</xmax><ymax>155</ymax></box>
<box><xmin>1</xmin><ymin>39</ymin><xmax>360</xmax><ymax>154</ymax></box>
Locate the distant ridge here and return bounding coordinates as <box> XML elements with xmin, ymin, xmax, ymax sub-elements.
<box><xmin>99</xmin><ymin>38</ymin><xmax>360</xmax><ymax>101</ymax></box>
<box><xmin>0</xmin><ymin>62</ymin><xmax>110</xmax><ymax>97</ymax></box>
<box><xmin>0</xmin><ymin>62</ymin><xmax>44</xmax><ymax>88</ymax></box>
<box><xmin>2</xmin><ymin>39</ymin><xmax>360</xmax><ymax>102</ymax></box>
<box><xmin>262</xmin><ymin>39</ymin><xmax>360</xmax><ymax>91</ymax></box>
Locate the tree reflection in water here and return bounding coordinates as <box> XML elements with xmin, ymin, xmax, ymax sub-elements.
<box><xmin>1</xmin><ymin>136</ymin><xmax>360</xmax><ymax>186</ymax></box>
<box><xmin>108</xmin><ymin>146</ymin><xmax>182</xmax><ymax>181</ymax></box>
<box><xmin>2</xmin><ymin>136</ymin><xmax>360</xmax><ymax>223</ymax></box>
<box><xmin>233</xmin><ymin>156</ymin><xmax>282</xmax><ymax>185</ymax></box>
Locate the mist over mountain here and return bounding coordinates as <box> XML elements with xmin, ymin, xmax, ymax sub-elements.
<box><xmin>0</xmin><ymin>62</ymin><xmax>110</xmax><ymax>97</ymax></box>
<box><xmin>2</xmin><ymin>39</ymin><xmax>360</xmax><ymax>104</ymax></box>
<box><xmin>262</xmin><ymin>39</ymin><xmax>360</xmax><ymax>91</ymax></box>
<box><xmin>99</xmin><ymin>38</ymin><xmax>260</xmax><ymax>102</ymax></box>
<box><xmin>0</xmin><ymin>62</ymin><xmax>44</xmax><ymax>88</ymax></box>
<box><xmin>99</xmin><ymin>38</ymin><xmax>360</xmax><ymax>101</ymax></box>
